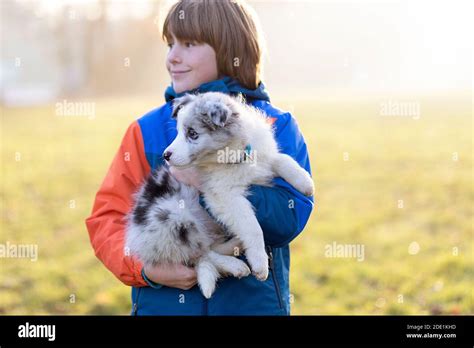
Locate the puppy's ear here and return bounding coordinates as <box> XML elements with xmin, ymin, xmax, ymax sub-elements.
<box><xmin>171</xmin><ymin>94</ymin><xmax>195</xmax><ymax>119</ymax></box>
<box><xmin>209</xmin><ymin>103</ymin><xmax>232</xmax><ymax>128</ymax></box>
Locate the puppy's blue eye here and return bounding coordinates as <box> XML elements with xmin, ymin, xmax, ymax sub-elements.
<box><xmin>187</xmin><ymin>128</ymin><xmax>199</xmax><ymax>140</ymax></box>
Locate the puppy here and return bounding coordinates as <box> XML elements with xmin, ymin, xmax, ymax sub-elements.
<box><xmin>163</xmin><ymin>92</ymin><xmax>314</xmax><ymax>282</ymax></box>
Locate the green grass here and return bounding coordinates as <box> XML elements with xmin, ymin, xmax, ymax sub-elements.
<box><xmin>1</xmin><ymin>94</ymin><xmax>472</xmax><ymax>314</ymax></box>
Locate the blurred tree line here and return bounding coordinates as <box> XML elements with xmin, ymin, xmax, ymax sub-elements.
<box><xmin>1</xmin><ymin>0</ymin><xmax>171</xmax><ymax>104</ymax></box>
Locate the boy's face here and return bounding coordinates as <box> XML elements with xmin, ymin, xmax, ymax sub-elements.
<box><xmin>166</xmin><ymin>33</ymin><xmax>220</xmax><ymax>94</ymax></box>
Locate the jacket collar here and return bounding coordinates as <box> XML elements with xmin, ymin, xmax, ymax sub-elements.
<box><xmin>164</xmin><ymin>76</ymin><xmax>270</xmax><ymax>103</ymax></box>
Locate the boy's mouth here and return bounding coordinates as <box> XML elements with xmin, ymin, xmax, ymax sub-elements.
<box><xmin>171</xmin><ymin>70</ymin><xmax>191</xmax><ymax>77</ymax></box>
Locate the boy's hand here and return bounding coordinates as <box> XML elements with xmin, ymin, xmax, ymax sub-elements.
<box><xmin>169</xmin><ymin>166</ymin><xmax>202</xmax><ymax>190</ymax></box>
<box><xmin>143</xmin><ymin>263</ymin><xmax>197</xmax><ymax>290</ymax></box>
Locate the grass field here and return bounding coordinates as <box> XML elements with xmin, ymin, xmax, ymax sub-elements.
<box><xmin>1</xmin><ymin>93</ymin><xmax>472</xmax><ymax>314</ymax></box>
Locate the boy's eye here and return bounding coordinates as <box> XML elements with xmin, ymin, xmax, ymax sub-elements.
<box><xmin>168</xmin><ymin>41</ymin><xmax>195</xmax><ymax>49</ymax></box>
<box><xmin>187</xmin><ymin>128</ymin><xmax>199</xmax><ymax>140</ymax></box>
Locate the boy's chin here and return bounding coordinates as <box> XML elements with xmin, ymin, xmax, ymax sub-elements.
<box><xmin>173</xmin><ymin>79</ymin><xmax>202</xmax><ymax>94</ymax></box>
<box><xmin>172</xmin><ymin>85</ymin><xmax>184</xmax><ymax>93</ymax></box>
<box><xmin>172</xmin><ymin>81</ymin><xmax>191</xmax><ymax>94</ymax></box>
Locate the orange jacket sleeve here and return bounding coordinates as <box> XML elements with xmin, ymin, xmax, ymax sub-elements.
<box><xmin>85</xmin><ymin>121</ymin><xmax>151</xmax><ymax>287</ymax></box>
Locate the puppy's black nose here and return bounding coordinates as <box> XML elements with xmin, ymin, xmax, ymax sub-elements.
<box><xmin>163</xmin><ymin>151</ymin><xmax>172</xmax><ymax>161</ymax></box>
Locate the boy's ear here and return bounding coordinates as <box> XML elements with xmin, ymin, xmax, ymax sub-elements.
<box><xmin>171</xmin><ymin>94</ymin><xmax>195</xmax><ymax>119</ymax></box>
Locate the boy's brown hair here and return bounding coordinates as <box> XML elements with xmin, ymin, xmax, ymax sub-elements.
<box><xmin>161</xmin><ymin>0</ymin><xmax>265</xmax><ymax>90</ymax></box>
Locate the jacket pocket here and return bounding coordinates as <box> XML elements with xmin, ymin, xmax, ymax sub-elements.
<box><xmin>267</xmin><ymin>246</ymin><xmax>284</xmax><ymax>310</ymax></box>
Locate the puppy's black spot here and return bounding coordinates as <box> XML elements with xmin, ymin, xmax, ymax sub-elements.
<box><xmin>171</xmin><ymin>104</ymin><xmax>183</xmax><ymax>119</ymax></box>
<box><xmin>200</xmin><ymin>116</ymin><xmax>217</xmax><ymax>131</ymax></box>
<box><xmin>143</xmin><ymin>169</ymin><xmax>175</xmax><ymax>203</ymax></box>
<box><xmin>132</xmin><ymin>168</ymin><xmax>177</xmax><ymax>226</ymax></box>
<box><xmin>178</xmin><ymin>224</ymin><xmax>189</xmax><ymax>245</ymax></box>
<box><xmin>210</xmin><ymin>110</ymin><xmax>221</xmax><ymax>120</ymax></box>
<box><xmin>200</xmin><ymin>111</ymin><xmax>236</xmax><ymax>134</ymax></box>
<box><xmin>223</xmin><ymin>234</ymin><xmax>234</xmax><ymax>243</ymax></box>
<box><xmin>156</xmin><ymin>209</ymin><xmax>170</xmax><ymax>222</ymax></box>
<box><xmin>133</xmin><ymin>205</ymin><xmax>148</xmax><ymax>225</ymax></box>
<box><xmin>172</xmin><ymin>94</ymin><xmax>194</xmax><ymax>119</ymax></box>
<box><xmin>177</xmin><ymin>222</ymin><xmax>197</xmax><ymax>246</ymax></box>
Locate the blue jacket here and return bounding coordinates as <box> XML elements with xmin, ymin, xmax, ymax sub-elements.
<box><xmin>130</xmin><ymin>77</ymin><xmax>314</xmax><ymax>315</ymax></box>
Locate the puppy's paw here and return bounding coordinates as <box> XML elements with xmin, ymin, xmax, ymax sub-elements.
<box><xmin>303</xmin><ymin>183</ymin><xmax>315</xmax><ymax>197</ymax></box>
<box><xmin>216</xmin><ymin>256</ymin><xmax>251</xmax><ymax>279</ymax></box>
<box><xmin>246</xmin><ymin>250</ymin><xmax>269</xmax><ymax>281</ymax></box>
<box><xmin>197</xmin><ymin>263</ymin><xmax>218</xmax><ymax>299</ymax></box>
<box><xmin>294</xmin><ymin>172</ymin><xmax>315</xmax><ymax>197</ymax></box>
<box><xmin>253</xmin><ymin>265</ymin><xmax>269</xmax><ymax>281</ymax></box>
<box><xmin>199</xmin><ymin>279</ymin><xmax>216</xmax><ymax>299</ymax></box>
<box><xmin>229</xmin><ymin>259</ymin><xmax>251</xmax><ymax>279</ymax></box>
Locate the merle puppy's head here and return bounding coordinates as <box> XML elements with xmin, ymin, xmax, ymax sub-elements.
<box><xmin>163</xmin><ymin>92</ymin><xmax>244</xmax><ymax>167</ymax></box>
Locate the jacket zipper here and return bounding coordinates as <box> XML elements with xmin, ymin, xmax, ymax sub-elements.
<box><xmin>267</xmin><ymin>246</ymin><xmax>284</xmax><ymax>309</ymax></box>
<box><xmin>132</xmin><ymin>288</ymin><xmax>142</xmax><ymax>316</ymax></box>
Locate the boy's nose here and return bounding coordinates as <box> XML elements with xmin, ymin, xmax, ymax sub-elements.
<box><xmin>167</xmin><ymin>48</ymin><xmax>182</xmax><ymax>65</ymax></box>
